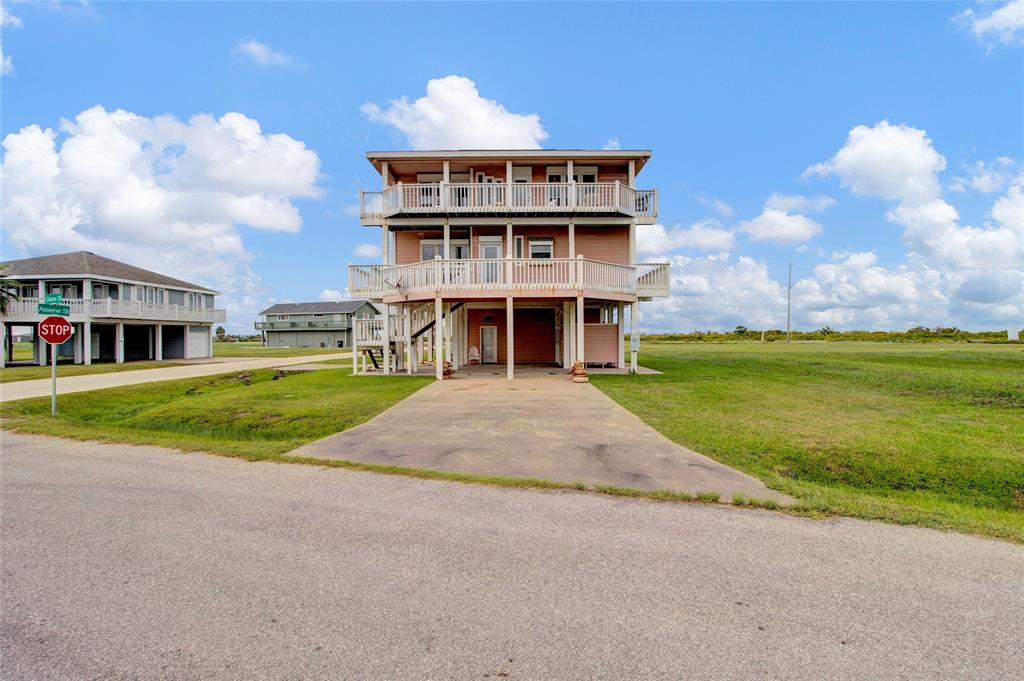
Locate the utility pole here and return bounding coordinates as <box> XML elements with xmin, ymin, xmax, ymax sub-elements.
<box><xmin>787</xmin><ymin>262</ymin><xmax>792</xmax><ymax>343</ymax></box>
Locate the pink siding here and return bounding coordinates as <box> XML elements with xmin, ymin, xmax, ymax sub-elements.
<box><xmin>574</xmin><ymin>225</ymin><xmax>630</xmax><ymax>265</ymax></box>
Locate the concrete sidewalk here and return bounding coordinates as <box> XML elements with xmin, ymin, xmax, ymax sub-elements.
<box><xmin>289</xmin><ymin>369</ymin><xmax>790</xmax><ymax>502</ymax></box>
<box><xmin>0</xmin><ymin>353</ymin><xmax>351</xmax><ymax>402</ymax></box>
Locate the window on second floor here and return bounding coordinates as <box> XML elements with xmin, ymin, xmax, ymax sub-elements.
<box><xmin>529</xmin><ymin>237</ymin><xmax>554</xmax><ymax>259</ymax></box>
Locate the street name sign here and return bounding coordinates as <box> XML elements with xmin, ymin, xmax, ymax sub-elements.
<box><xmin>44</xmin><ymin>293</ymin><xmax>64</xmax><ymax>304</ymax></box>
<box><xmin>37</xmin><ymin>303</ymin><xmax>71</xmax><ymax>316</ymax></box>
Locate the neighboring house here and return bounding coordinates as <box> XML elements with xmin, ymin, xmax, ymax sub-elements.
<box><xmin>256</xmin><ymin>300</ymin><xmax>378</xmax><ymax>348</ymax></box>
<box><xmin>348</xmin><ymin>149</ymin><xmax>670</xmax><ymax>380</ymax></box>
<box><xmin>0</xmin><ymin>251</ymin><xmax>225</xmax><ymax>367</ymax></box>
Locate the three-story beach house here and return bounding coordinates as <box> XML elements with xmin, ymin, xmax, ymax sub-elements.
<box><xmin>1</xmin><ymin>251</ymin><xmax>225</xmax><ymax>367</ymax></box>
<box><xmin>348</xmin><ymin>149</ymin><xmax>670</xmax><ymax>380</ymax></box>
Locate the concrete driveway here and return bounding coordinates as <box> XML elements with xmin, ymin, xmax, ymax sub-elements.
<box><xmin>0</xmin><ymin>352</ymin><xmax>351</xmax><ymax>402</ymax></box>
<box><xmin>289</xmin><ymin>368</ymin><xmax>790</xmax><ymax>502</ymax></box>
<box><xmin>2</xmin><ymin>433</ymin><xmax>1021</xmax><ymax>680</ymax></box>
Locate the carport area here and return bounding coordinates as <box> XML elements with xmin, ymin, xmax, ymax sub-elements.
<box><xmin>288</xmin><ymin>369</ymin><xmax>790</xmax><ymax>502</ymax></box>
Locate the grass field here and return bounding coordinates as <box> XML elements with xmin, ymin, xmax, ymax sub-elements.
<box><xmin>213</xmin><ymin>341</ymin><xmax>349</xmax><ymax>358</ymax></box>
<box><xmin>591</xmin><ymin>342</ymin><xmax>1024</xmax><ymax>542</ymax></box>
<box><xmin>0</xmin><ymin>369</ymin><xmax>430</xmax><ymax>458</ymax></box>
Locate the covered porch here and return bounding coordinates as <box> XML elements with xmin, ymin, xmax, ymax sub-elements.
<box><xmin>351</xmin><ymin>296</ymin><xmax>644</xmax><ymax>381</ymax></box>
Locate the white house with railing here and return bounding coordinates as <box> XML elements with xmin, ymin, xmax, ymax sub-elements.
<box><xmin>349</xmin><ymin>149</ymin><xmax>670</xmax><ymax>380</ymax></box>
<box><xmin>1</xmin><ymin>251</ymin><xmax>226</xmax><ymax>367</ymax></box>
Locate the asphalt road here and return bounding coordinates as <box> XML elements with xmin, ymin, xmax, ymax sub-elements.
<box><xmin>2</xmin><ymin>432</ymin><xmax>1021</xmax><ymax>680</ymax></box>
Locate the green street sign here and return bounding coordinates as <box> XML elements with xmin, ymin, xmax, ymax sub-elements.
<box><xmin>37</xmin><ymin>303</ymin><xmax>71</xmax><ymax>316</ymax></box>
<box><xmin>44</xmin><ymin>293</ymin><xmax>64</xmax><ymax>304</ymax></box>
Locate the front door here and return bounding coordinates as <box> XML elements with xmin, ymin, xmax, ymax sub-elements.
<box><xmin>480</xmin><ymin>326</ymin><xmax>497</xmax><ymax>363</ymax></box>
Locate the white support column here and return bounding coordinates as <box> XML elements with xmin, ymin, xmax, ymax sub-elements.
<box><xmin>505</xmin><ymin>159</ymin><xmax>512</xmax><ymax>183</ymax></box>
<box><xmin>404</xmin><ymin>304</ymin><xmax>412</xmax><ymax>375</ymax></box>
<box><xmin>617</xmin><ymin>302</ymin><xmax>625</xmax><ymax>368</ymax></box>
<box><xmin>115</xmin><ymin>322</ymin><xmax>125</xmax><ymax>364</ymax></box>
<box><xmin>434</xmin><ymin>297</ymin><xmax>443</xmax><ymax>380</ymax></box>
<box><xmin>562</xmin><ymin>301</ymin><xmax>574</xmax><ymax>368</ymax></box>
<box><xmin>73</xmin><ymin>324</ymin><xmax>83</xmax><ymax>364</ymax></box>
<box><xmin>506</xmin><ymin>222</ymin><xmax>513</xmax><ymax>257</ymax></box>
<box><xmin>444</xmin><ymin>302</ymin><xmax>453</xmax><ymax>366</ymax></box>
<box><xmin>382</xmin><ymin>304</ymin><xmax>391</xmax><ymax>375</ymax></box>
<box><xmin>443</xmin><ymin>220</ymin><xmax>451</xmax><ymax>259</ymax></box>
<box><xmin>443</xmin><ymin>160</ymin><xmax>450</xmax><ymax>183</ymax></box>
<box><xmin>154</xmin><ymin>323</ymin><xmax>162</xmax><ymax>361</ymax></box>
<box><xmin>576</xmin><ymin>295</ymin><xmax>585</xmax><ymax>367</ymax></box>
<box><xmin>506</xmin><ymin>296</ymin><xmax>515</xmax><ymax>381</ymax></box>
<box><xmin>352</xmin><ymin>318</ymin><xmax>359</xmax><ymax>374</ymax></box>
<box><xmin>208</xmin><ymin>325</ymin><xmax>214</xmax><ymax>358</ymax></box>
<box><xmin>36</xmin><ymin>327</ymin><xmax>46</xmax><ymax>366</ymax></box>
<box><xmin>381</xmin><ymin>161</ymin><xmax>389</xmax><ymax>190</ymax></box>
<box><xmin>628</xmin><ymin>160</ymin><xmax>636</xmax><ymax>189</ymax></box>
<box><xmin>0</xmin><ymin>321</ymin><xmax>6</xmax><ymax>369</ymax></box>
<box><xmin>629</xmin><ymin>219</ymin><xmax>636</xmax><ymax>264</ymax></box>
<box><xmin>568</xmin><ymin>221</ymin><xmax>576</xmax><ymax>258</ymax></box>
<box><xmin>84</xmin><ymin>321</ymin><xmax>92</xmax><ymax>365</ymax></box>
<box><xmin>381</xmin><ymin>224</ymin><xmax>390</xmax><ymax>267</ymax></box>
<box><xmin>630</xmin><ymin>301</ymin><xmax>639</xmax><ymax>373</ymax></box>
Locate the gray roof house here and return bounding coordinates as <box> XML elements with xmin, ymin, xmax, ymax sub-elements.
<box><xmin>257</xmin><ymin>300</ymin><xmax>378</xmax><ymax>349</ymax></box>
<box><xmin>1</xmin><ymin>251</ymin><xmax>225</xmax><ymax>367</ymax></box>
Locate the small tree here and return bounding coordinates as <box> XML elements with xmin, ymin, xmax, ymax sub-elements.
<box><xmin>215</xmin><ymin>326</ymin><xmax>226</xmax><ymax>341</ymax></box>
<box><xmin>0</xmin><ymin>266</ymin><xmax>21</xmax><ymax>315</ymax></box>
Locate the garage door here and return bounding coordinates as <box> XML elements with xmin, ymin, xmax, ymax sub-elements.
<box><xmin>187</xmin><ymin>326</ymin><xmax>210</xmax><ymax>358</ymax></box>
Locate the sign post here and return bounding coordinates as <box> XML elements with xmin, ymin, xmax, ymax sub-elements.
<box><xmin>38</xmin><ymin>315</ymin><xmax>73</xmax><ymax>416</ymax></box>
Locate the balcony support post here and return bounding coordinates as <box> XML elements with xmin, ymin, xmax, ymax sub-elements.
<box><xmin>404</xmin><ymin>303</ymin><xmax>412</xmax><ymax>375</ymax></box>
<box><xmin>381</xmin><ymin>162</ymin><xmax>389</xmax><ymax>190</ymax></box>
<box><xmin>506</xmin><ymin>295</ymin><xmax>514</xmax><ymax>382</ymax></box>
<box><xmin>0</xmin><ymin>321</ymin><xmax>5</xmax><ymax>368</ymax></box>
<box><xmin>629</xmin><ymin>218</ymin><xmax>636</xmax><ymax>264</ymax></box>
<box><xmin>352</xmin><ymin>319</ymin><xmax>359</xmax><ymax>375</ymax></box>
<box><xmin>115</xmin><ymin>322</ymin><xmax>125</xmax><ymax>364</ymax></box>
<box><xmin>617</xmin><ymin>302</ymin><xmax>625</xmax><ymax>369</ymax></box>
<box><xmin>568</xmin><ymin>221</ymin><xmax>575</xmax><ymax>258</ymax></box>
<box><xmin>445</xmin><ymin>302</ymin><xmax>453</xmax><ymax>368</ymax></box>
<box><xmin>443</xmin><ymin>220</ymin><xmax>451</xmax><ymax>260</ymax></box>
<box><xmin>381</xmin><ymin>223</ymin><xmax>390</xmax><ymax>267</ymax></box>
<box><xmin>154</xmin><ymin>323</ymin><xmax>162</xmax><ymax>361</ymax></box>
<box><xmin>630</xmin><ymin>301</ymin><xmax>639</xmax><ymax>374</ymax></box>
<box><xmin>434</xmin><ymin>297</ymin><xmax>443</xmax><ymax>381</ymax></box>
<box><xmin>628</xmin><ymin>160</ymin><xmax>636</xmax><ymax>189</ymax></box>
<box><xmin>36</xmin><ymin>327</ymin><xmax>46</xmax><ymax>366</ymax></box>
<box><xmin>382</xmin><ymin>304</ymin><xmax>391</xmax><ymax>375</ymax></box>
<box><xmin>576</xmin><ymin>294</ymin><xmax>586</xmax><ymax>367</ymax></box>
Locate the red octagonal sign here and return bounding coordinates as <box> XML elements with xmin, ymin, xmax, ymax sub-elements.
<box><xmin>39</xmin><ymin>316</ymin><xmax>73</xmax><ymax>345</ymax></box>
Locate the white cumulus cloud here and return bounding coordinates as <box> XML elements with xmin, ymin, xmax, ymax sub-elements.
<box><xmin>233</xmin><ymin>40</ymin><xmax>295</xmax><ymax>67</ymax></box>
<box><xmin>0</xmin><ymin>105</ymin><xmax>322</xmax><ymax>332</ymax></box>
<box><xmin>955</xmin><ymin>0</ymin><xmax>1024</xmax><ymax>47</ymax></box>
<box><xmin>1</xmin><ymin>0</ymin><xmax>21</xmax><ymax>75</ymax></box>
<box><xmin>362</xmin><ymin>75</ymin><xmax>548</xmax><ymax>150</ymax></box>
<box><xmin>603</xmin><ymin>137</ymin><xmax>621</xmax><ymax>150</ymax></box>
<box><xmin>948</xmin><ymin>157</ymin><xmax>1020</xmax><ymax>194</ymax></box>
<box><xmin>636</xmin><ymin>221</ymin><xmax>736</xmax><ymax>258</ymax></box>
<box><xmin>353</xmin><ymin>243</ymin><xmax>382</xmax><ymax>259</ymax></box>
<box><xmin>319</xmin><ymin>289</ymin><xmax>345</xmax><ymax>302</ymax></box>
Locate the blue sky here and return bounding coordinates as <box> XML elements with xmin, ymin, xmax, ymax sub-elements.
<box><xmin>1</xmin><ymin>1</ymin><xmax>1021</xmax><ymax>332</ymax></box>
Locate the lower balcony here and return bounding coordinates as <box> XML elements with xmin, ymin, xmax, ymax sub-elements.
<box><xmin>0</xmin><ymin>298</ymin><xmax>227</xmax><ymax>324</ymax></box>
<box><xmin>349</xmin><ymin>258</ymin><xmax>670</xmax><ymax>301</ymax></box>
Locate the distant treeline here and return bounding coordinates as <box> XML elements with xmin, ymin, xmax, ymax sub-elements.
<box><xmin>642</xmin><ymin>326</ymin><xmax>1018</xmax><ymax>343</ymax></box>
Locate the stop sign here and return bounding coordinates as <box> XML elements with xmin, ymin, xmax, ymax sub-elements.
<box><xmin>39</xmin><ymin>316</ymin><xmax>73</xmax><ymax>345</ymax></box>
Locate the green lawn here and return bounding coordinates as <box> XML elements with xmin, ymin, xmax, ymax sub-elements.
<box><xmin>0</xmin><ymin>369</ymin><xmax>430</xmax><ymax>458</ymax></box>
<box><xmin>591</xmin><ymin>342</ymin><xmax>1024</xmax><ymax>542</ymax></box>
<box><xmin>213</xmin><ymin>341</ymin><xmax>350</xmax><ymax>358</ymax></box>
<box><xmin>1</xmin><ymin>359</ymin><xmax>190</xmax><ymax>383</ymax></box>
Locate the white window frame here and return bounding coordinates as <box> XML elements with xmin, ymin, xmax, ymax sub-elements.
<box><xmin>528</xmin><ymin>237</ymin><xmax>554</xmax><ymax>259</ymax></box>
<box><xmin>514</xmin><ymin>235</ymin><xmax>525</xmax><ymax>258</ymax></box>
<box><xmin>420</xmin><ymin>238</ymin><xmax>470</xmax><ymax>261</ymax></box>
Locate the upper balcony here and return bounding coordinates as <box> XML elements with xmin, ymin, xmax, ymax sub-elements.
<box><xmin>0</xmin><ymin>298</ymin><xmax>227</xmax><ymax>324</ymax></box>
<box><xmin>360</xmin><ymin>182</ymin><xmax>657</xmax><ymax>225</ymax></box>
<box><xmin>255</xmin><ymin>320</ymin><xmax>351</xmax><ymax>331</ymax></box>
<box><xmin>349</xmin><ymin>258</ymin><xmax>670</xmax><ymax>302</ymax></box>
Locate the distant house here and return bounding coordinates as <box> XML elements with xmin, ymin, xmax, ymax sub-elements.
<box><xmin>256</xmin><ymin>300</ymin><xmax>378</xmax><ymax>349</ymax></box>
<box><xmin>1</xmin><ymin>251</ymin><xmax>225</xmax><ymax>367</ymax></box>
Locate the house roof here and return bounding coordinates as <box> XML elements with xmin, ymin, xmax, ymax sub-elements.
<box><xmin>365</xmin><ymin>149</ymin><xmax>652</xmax><ymax>175</ymax></box>
<box><xmin>1</xmin><ymin>251</ymin><xmax>218</xmax><ymax>294</ymax></box>
<box><xmin>259</xmin><ymin>300</ymin><xmax>374</xmax><ymax>315</ymax></box>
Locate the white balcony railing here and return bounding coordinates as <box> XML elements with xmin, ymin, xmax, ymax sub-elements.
<box><xmin>0</xmin><ymin>297</ymin><xmax>227</xmax><ymax>323</ymax></box>
<box><xmin>360</xmin><ymin>182</ymin><xmax>657</xmax><ymax>222</ymax></box>
<box><xmin>349</xmin><ymin>258</ymin><xmax>670</xmax><ymax>300</ymax></box>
